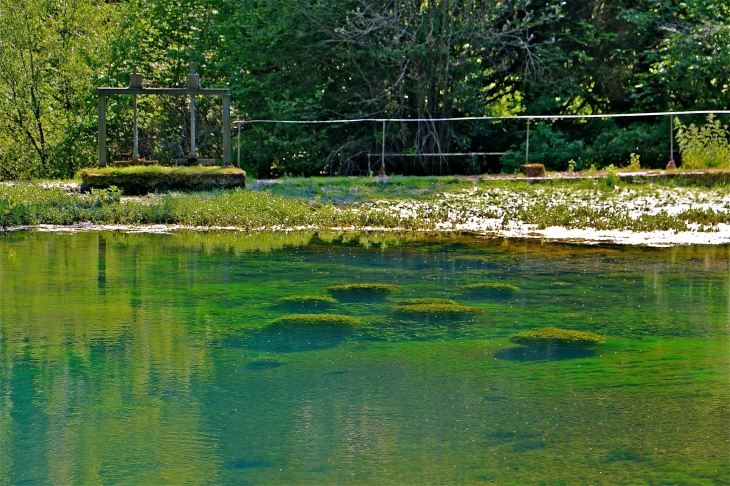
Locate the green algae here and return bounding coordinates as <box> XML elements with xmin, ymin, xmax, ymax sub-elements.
<box><xmin>509</xmin><ymin>327</ymin><xmax>607</xmax><ymax>347</ymax></box>
<box><xmin>325</xmin><ymin>282</ymin><xmax>401</xmax><ymax>293</ymax></box>
<box><xmin>277</xmin><ymin>295</ymin><xmax>337</xmax><ymax>305</ymax></box>
<box><xmin>460</xmin><ymin>282</ymin><xmax>520</xmax><ymax>292</ymax></box>
<box><xmin>394</xmin><ymin>303</ymin><xmax>485</xmax><ymax>315</ymax></box>
<box><xmin>270</xmin><ymin>313</ymin><xmax>360</xmax><ymax>327</ymax></box>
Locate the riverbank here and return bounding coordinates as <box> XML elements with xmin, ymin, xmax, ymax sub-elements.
<box><xmin>3</xmin><ymin>176</ymin><xmax>730</xmax><ymax>246</ymax></box>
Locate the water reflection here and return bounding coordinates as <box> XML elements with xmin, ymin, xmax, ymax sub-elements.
<box><xmin>1</xmin><ymin>230</ymin><xmax>728</xmax><ymax>484</ymax></box>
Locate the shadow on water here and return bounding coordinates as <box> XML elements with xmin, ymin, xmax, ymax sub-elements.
<box><xmin>240</xmin><ymin>324</ymin><xmax>353</xmax><ymax>353</ymax></box>
<box><xmin>605</xmin><ymin>447</ymin><xmax>649</xmax><ymax>463</ymax></box>
<box><xmin>226</xmin><ymin>459</ymin><xmax>274</xmax><ymax>470</ymax></box>
<box><xmin>272</xmin><ymin>302</ymin><xmax>334</xmax><ymax>313</ymax></box>
<box><xmin>246</xmin><ymin>360</ymin><xmax>285</xmax><ymax>371</ymax></box>
<box><xmin>326</xmin><ymin>291</ymin><xmax>392</xmax><ymax>304</ymax></box>
<box><xmin>494</xmin><ymin>345</ymin><xmax>597</xmax><ymax>361</ymax></box>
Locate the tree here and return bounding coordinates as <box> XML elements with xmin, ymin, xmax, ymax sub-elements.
<box><xmin>0</xmin><ymin>0</ymin><xmax>120</xmax><ymax>179</ymax></box>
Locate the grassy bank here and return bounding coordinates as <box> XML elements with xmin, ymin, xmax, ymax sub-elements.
<box><xmin>3</xmin><ymin>176</ymin><xmax>730</xmax><ymax>233</ymax></box>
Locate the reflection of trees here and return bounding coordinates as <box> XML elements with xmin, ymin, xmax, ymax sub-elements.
<box><xmin>1</xmin><ymin>232</ymin><xmax>222</xmax><ymax>482</ymax></box>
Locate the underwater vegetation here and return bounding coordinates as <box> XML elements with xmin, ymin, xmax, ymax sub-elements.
<box><xmin>509</xmin><ymin>327</ymin><xmax>606</xmax><ymax>347</ymax></box>
<box><xmin>395</xmin><ymin>297</ymin><xmax>457</xmax><ymax>305</ymax></box>
<box><xmin>270</xmin><ymin>313</ymin><xmax>361</xmax><ymax>327</ymax></box>
<box><xmin>277</xmin><ymin>295</ymin><xmax>338</xmax><ymax>305</ymax></box>
<box><xmin>459</xmin><ymin>282</ymin><xmax>520</xmax><ymax>292</ymax></box>
<box><xmin>325</xmin><ymin>283</ymin><xmax>401</xmax><ymax>293</ymax></box>
<box><xmin>394</xmin><ymin>303</ymin><xmax>485</xmax><ymax>315</ymax></box>
<box><xmin>451</xmin><ymin>255</ymin><xmax>493</xmax><ymax>263</ymax></box>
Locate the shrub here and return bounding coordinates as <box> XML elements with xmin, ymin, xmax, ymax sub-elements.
<box><xmin>590</xmin><ymin>122</ymin><xmax>666</xmax><ymax>169</ymax></box>
<box><xmin>326</xmin><ymin>283</ymin><xmax>401</xmax><ymax>293</ymax></box>
<box><xmin>509</xmin><ymin>327</ymin><xmax>606</xmax><ymax>347</ymax></box>
<box><xmin>675</xmin><ymin>115</ymin><xmax>730</xmax><ymax>169</ymax></box>
<box><xmin>270</xmin><ymin>314</ymin><xmax>360</xmax><ymax>327</ymax></box>
<box><xmin>459</xmin><ymin>282</ymin><xmax>520</xmax><ymax>292</ymax></box>
<box><xmin>501</xmin><ymin>124</ymin><xmax>586</xmax><ymax>173</ymax></box>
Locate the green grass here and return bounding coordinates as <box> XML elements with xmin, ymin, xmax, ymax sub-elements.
<box><xmin>459</xmin><ymin>282</ymin><xmax>520</xmax><ymax>292</ymax></box>
<box><xmin>509</xmin><ymin>327</ymin><xmax>607</xmax><ymax>347</ymax></box>
<box><xmin>394</xmin><ymin>303</ymin><xmax>484</xmax><ymax>315</ymax></box>
<box><xmin>325</xmin><ymin>283</ymin><xmax>401</xmax><ymax>293</ymax></box>
<box><xmin>253</xmin><ymin>175</ymin><xmax>476</xmax><ymax>203</ymax></box>
<box><xmin>269</xmin><ymin>313</ymin><xmax>361</xmax><ymax>327</ymax></box>
<box><xmin>4</xmin><ymin>175</ymin><xmax>730</xmax><ymax>233</ymax></box>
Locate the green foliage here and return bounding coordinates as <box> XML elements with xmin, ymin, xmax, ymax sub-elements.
<box><xmin>675</xmin><ymin>115</ymin><xmax>730</xmax><ymax>169</ymax></box>
<box><xmin>270</xmin><ymin>313</ymin><xmax>360</xmax><ymax>327</ymax></box>
<box><xmin>459</xmin><ymin>282</ymin><xmax>520</xmax><ymax>293</ymax></box>
<box><xmin>325</xmin><ymin>283</ymin><xmax>401</xmax><ymax>293</ymax></box>
<box><xmin>627</xmin><ymin>153</ymin><xmax>641</xmax><ymax>171</ymax></box>
<box><xmin>394</xmin><ymin>303</ymin><xmax>484</xmax><ymax>315</ymax></box>
<box><xmin>0</xmin><ymin>0</ymin><xmax>120</xmax><ymax>179</ymax></box>
<box><xmin>501</xmin><ymin>124</ymin><xmax>586</xmax><ymax>173</ymax></box>
<box><xmin>509</xmin><ymin>327</ymin><xmax>606</xmax><ymax>347</ymax></box>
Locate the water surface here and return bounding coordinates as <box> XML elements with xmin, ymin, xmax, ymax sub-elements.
<box><xmin>2</xmin><ymin>231</ymin><xmax>728</xmax><ymax>484</ymax></box>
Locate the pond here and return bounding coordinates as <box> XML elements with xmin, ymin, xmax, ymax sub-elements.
<box><xmin>2</xmin><ymin>231</ymin><xmax>728</xmax><ymax>484</ymax></box>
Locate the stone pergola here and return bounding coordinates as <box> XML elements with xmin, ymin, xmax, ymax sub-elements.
<box><xmin>98</xmin><ymin>63</ymin><xmax>232</xmax><ymax>167</ymax></box>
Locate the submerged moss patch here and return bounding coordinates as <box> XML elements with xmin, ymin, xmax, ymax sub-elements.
<box><xmin>277</xmin><ymin>295</ymin><xmax>337</xmax><ymax>305</ymax></box>
<box><xmin>326</xmin><ymin>283</ymin><xmax>401</xmax><ymax>293</ymax></box>
<box><xmin>394</xmin><ymin>303</ymin><xmax>484</xmax><ymax>315</ymax></box>
<box><xmin>270</xmin><ymin>313</ymin><xmax>360</xmax><ymax>327</ymax></box>
<box><xmin>451</xmin><ymin>255</ymin><xmax>492</xmax><ymax>263</ymax></box>
<box><xmin>509</xmin><ymin>327</ymin><xmax>606</xmax><ymax>347</ymax></box>
<box><xmin>460</xmin><ymin>282</ymin><xmax>520</xmax><ymax>292</ymax></box>
<box><xmin>396</xmin><ymin>297</ymin><xmax>457</xmax><ymax>305</ymax></box>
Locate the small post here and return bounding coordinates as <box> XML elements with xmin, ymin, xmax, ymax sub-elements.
<box><xmin>223</xmin><ymin>95</ymin><xmax>231</xmax><ymax>165</ymax></box>
<box><xmin>132</xmin><ymin>94</ymin><xmax>139</xmax><ymax>159</ymax></box>
<box><xmin>525</xmin><ymin>119</ymin><xmax>530</xmax><ymax>165</ymax></box>
<box><xmin>670</xmin><ymin>113</ymin><xmax>674</xmax><ymax>158</ymax></box>
<box><xmin>380</xmin><ymin>120</ymin><xmax>386</xmax><ymax>175</ymax></box>
<box><xmin>98</xmin><ymin>93</ymin><xmax>106</xmax><ymax>167</ymax></box>
<box><xmin>236</xmin><ymin>122</ymin><xmax>242</xmax><ymax>168</ymax></box>
<box><xmin>667</xmin><ymin>113</ymin><xmax>676</xmax><ymax>169</ymax></box>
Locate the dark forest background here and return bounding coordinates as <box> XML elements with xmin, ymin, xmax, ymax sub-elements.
<box><xmin>1</xmin><ymin>0</ymin><xmax>729</xmax><ymax>179</ymax></box>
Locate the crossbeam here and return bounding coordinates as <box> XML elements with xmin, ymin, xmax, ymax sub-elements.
<box><xmin>98</xmin><ymin>64</ymin><xmax>232</xmax><ymax>167</ymax></box>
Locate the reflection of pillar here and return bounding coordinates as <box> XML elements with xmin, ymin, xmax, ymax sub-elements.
<box><xmin>98</xmin><ymin>235</ymin><xmax>106</xmax><ymax>291</ymax></box>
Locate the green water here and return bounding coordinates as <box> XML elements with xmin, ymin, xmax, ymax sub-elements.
<box><xmin>1</xmin><ymin>231</ymin><xmax>728</xmax><ymax>484</ymax></box>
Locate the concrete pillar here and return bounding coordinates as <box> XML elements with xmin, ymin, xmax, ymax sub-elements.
<box><xmin>223</xmin><ymin>95</ymin><xmax>231</xmax><ymax>165</ymax></box>
<box><xmin>98</xmin><ymin>93</ymin><xmax>107</xmax><ymax>167</ymax></box>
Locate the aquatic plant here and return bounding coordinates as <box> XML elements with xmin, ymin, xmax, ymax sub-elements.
<box><xmin>509</xmin><ymin>327</ymin><xmax>606</xmax><ymax>347</ymax></box>
<box><xmin>277</xmin><ymin>295</ymin><xmax>337</xmax><ymax>305</ymax></box>
<box><xmin>395</xmin><ymin>297</ymin><xmax>457</xmax><ymax>305</ymax></box>
<box><xmin>270</xmin><ymin>313</ymin><xmax>361</xmax><ymax>327</ymax></box>
<box><xmin>451</xmin><ymin>255</ymin><xmax>492</xmax><ymax>263</ymax></box>
<box><xmin>394</xmin><ymin>303</ymin><xmax>484</xmax><ymax>315</ymax></box>
<box><xmin>326</xmin><ymin>283</ymin><xmax>401</xmax><ymax>293</ymax></box>
<box><xmin>460</xmin><ymin>282</ymin><xmax>520</xmax><ymax>292</ymax></box>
